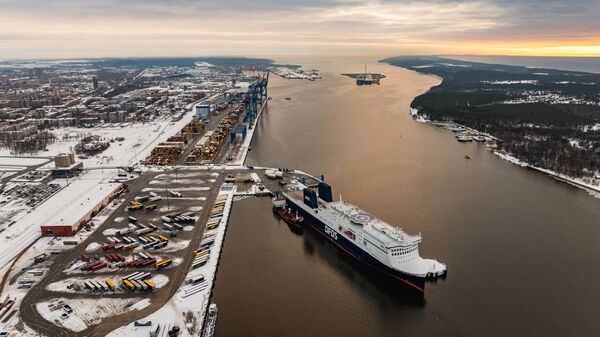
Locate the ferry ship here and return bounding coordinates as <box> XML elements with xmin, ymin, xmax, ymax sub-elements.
<box><xmin>281</xmin><ymin>182</ymin><xmax>446</xmax><ymax>292</ymax></box>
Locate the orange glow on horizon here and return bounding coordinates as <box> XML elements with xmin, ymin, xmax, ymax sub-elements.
<box><xmin>445</xmin><ymin>41</ymin><xmax>600</xmax><ymax>57</ymax></box>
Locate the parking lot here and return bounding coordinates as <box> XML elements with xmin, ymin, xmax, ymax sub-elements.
<box><xmin>0</xmin><ymin>183</ymin><xmax>61</xmax><ymax>208</ymax></box>
<box><xmin>19</xmin><ymin>168</ymin><xmax>226</xmax><ymax>336</ymax></box>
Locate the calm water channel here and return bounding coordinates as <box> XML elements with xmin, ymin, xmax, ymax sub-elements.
<box><xmin>213</xmin><ymin>56</ymin><xmax>600</xmax><ymax>337</ymax></box>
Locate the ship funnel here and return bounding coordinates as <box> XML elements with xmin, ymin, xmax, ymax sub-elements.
<box><xmin>320</xmin><ymin>174</ymin><xmax>325</xmax><ymax>182</ymax></box>
<box><xmin>318</xmin><ymin>182</ymin><xmax>333</xmax><ymax>203</ymax></box>
<box><xmin>303</xmin><ymin>189</ymin><xmax>318</xmax><ymax>209</ymax></box>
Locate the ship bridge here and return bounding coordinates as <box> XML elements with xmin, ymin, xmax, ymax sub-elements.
<box><xmin>329</xmin><ymin>201</ymin><xmax>422</xmax><ymax>248</ymax></box>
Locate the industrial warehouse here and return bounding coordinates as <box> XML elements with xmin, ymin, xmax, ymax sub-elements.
<box><xmin>40</xmin><ymin>182</ymin><xmax>124</xmax><ymax>237</ymax></box>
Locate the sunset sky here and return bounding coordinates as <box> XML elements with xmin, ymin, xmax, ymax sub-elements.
<box><xmin>1</xmin><ymin>0</ymin><xmax>599</xmax><ymax>59</ymax></box>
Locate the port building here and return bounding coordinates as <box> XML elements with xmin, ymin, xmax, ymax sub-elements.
<box><xmin>40</xmin><ymin>182</ymin><xmax>123</xmax><ymax>236</ymax></box>
<box><xmin>51</xmin><ymin>152</ymin><xmax>83</xmax><ymax>178</ymax></box>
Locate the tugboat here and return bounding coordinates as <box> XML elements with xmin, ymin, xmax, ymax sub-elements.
<box><xmin>272</xmin><ymin>195</ymin><xmax>304</xmax><ymax>228</ymax></box>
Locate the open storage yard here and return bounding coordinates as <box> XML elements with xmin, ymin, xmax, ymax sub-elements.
<box><xmin>14</xmin><ymin>168</ymin><xmax>225</xmax><ymax>335</ymax></box>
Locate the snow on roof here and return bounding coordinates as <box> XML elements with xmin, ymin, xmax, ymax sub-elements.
<box><xmin>43</xmin><ymin>179</ymin><xmax>121</xmax><ymax>228</ymax></box>
<box><xmin>0</xmin><ymin>174</ymin><xmax>121</xmax><ymax>267</ymax></box>
<box><xmin>236</xmin><ymin>81</ymin><xmax>252</xmax><ymax>89</ymax></box>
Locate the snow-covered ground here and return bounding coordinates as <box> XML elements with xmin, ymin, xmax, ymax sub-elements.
<box><xmin>482</xmin><ymin>80</ymin><xmax>538</xmax><ymax>85</ymax></box>
<box><xmin>85</xmin><ymin>241</ymin><xmax>101</xmax><ymax>252</ymax></box>
<box><xmin>0</xmin><ymin>157</ymin><xmax>49</xmax><ymax>166</ymax></box>
<box><xmin>493</xmin><ymin>151</ymin><xmax>528</xmax><ymax>168</ymax></box>
<box><xmin>155</xmin><ymin>172</ymin><xmax>208</xmax><ymax>179</ymax></box>
<box><xmin>159</xmin><ymin>239</ymin><xmax>190</xmax><ymax>253</ymax></box>
<box><xmin>0</xmin><ymin>165</ymin><xmax>26</xmax><ymax>171</ymax></box>
<box><xmin>0</xmin><ymin>194</ymin><xmax>123</xmax><ymax>332</ymax></box>
<box><xmin>15</xmin><ymin>116</ymin><xmax>190</xmax><ymax>169</ymax></box>
<box><xmin>0</xmin><ymin>173</ymin><xmax>112</xmax><ymax>269</ymax></box>
<box><xmin>0</xmin><ymin>172</ymin><xmax>17</xmax><ymax>180</ymax></box>
<box><xmin>410</xmin><ymin>107</ymin><xmax>430</xmax><ymax>123</ymax></box>
<box><xmin>271</xmin><ymin>67</ymin><xmax>319</xmax><ymax>81</ymax></box>
<box><xmin>130</xmin><ymin>298</ymin><xmax>151</xmax><ymax>311</ymax></box>
<box><xmin>36</xmin><ymin>297</ymin><xmax>141</xmax><ymax>332</ymax></box>
<box><xmin>0</xmin><ymin>109</ymin><xmax>195</xmax><ymax>273</ymax></box>
<box><xmin>107</xmin><ymin>185</ymin><xmax>235</xmax><ymax>337</ymax></box>
<box><xmin>518</xmin><ymin>157</ymin><xmax>600</xmax><ymax>194</ymax></box>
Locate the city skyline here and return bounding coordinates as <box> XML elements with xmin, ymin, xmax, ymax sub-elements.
<box><xmin>1</xmin><ymin>0</ymin><xmax>600</xmax><ymax>59</ymax></box>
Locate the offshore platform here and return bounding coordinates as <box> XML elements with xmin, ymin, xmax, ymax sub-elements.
<box><xmin>356</xmin><ymin>65</ymin><xmax>380</xmax><ymax>85</ymax></box>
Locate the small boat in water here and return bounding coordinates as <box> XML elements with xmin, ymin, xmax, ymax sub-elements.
<box><xmin>272</xmin><ymin>195</ymin><xmax>303</xmax><ymax>227</ymax></box>
<box><xmin>456</xmin><ymin>135</ymin><xmax>473</xmax><ymax>142</ymax></box>
<box><xmin>274</xmin><ymin>207</ymin><xmax>304</xmax><ymax>228</ymax></box>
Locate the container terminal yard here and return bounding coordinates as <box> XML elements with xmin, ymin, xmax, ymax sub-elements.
<box><xmin>0</xmin><ymin>59</ymin><xmax>325</xmax><ymax>337</ymax></box>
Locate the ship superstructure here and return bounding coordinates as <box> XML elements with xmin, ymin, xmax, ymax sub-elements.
<box><xmin>283</xmin><ymin>182</ymin><xmax>446</xmax><ymax>292</ymax></box>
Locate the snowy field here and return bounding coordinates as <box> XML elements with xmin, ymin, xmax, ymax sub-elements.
<box><xmin>0</xmin><ymin>165</ymin><xmax>26</xmax><ymax>171</ymax></box>
<box><xmin>0</xmin><ymin>189</ymin><xmax>124</xmax><ymax>334</ymax></box>
<box><xmin>0</xmin><ymin>171</ymin><xmax>15</xmax><ymax>180</ymax></box>
<box><xmin>36</xmin><ymin>297</ymin><xmax>143</xmax><ymax>332</ymax></box>
<box><xmin>0</xmin><ymin>110</ymin><xmax>194</xmax><ymax>272</ymax></box>
<box><xmin>0</xmin><ymin>157</ymin><xmax>49</xmax><ymax>166</ymax></box>
<box><xmin>0</xmin><ymin>173</ymin><xmax>110</xmax><ymax>268</ymax></box>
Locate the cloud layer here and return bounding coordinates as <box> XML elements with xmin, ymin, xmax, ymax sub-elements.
<box><xmin>1</xmin><ymin>0</ymin><xmax>599</xmax><ymax>59</ymax></box>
